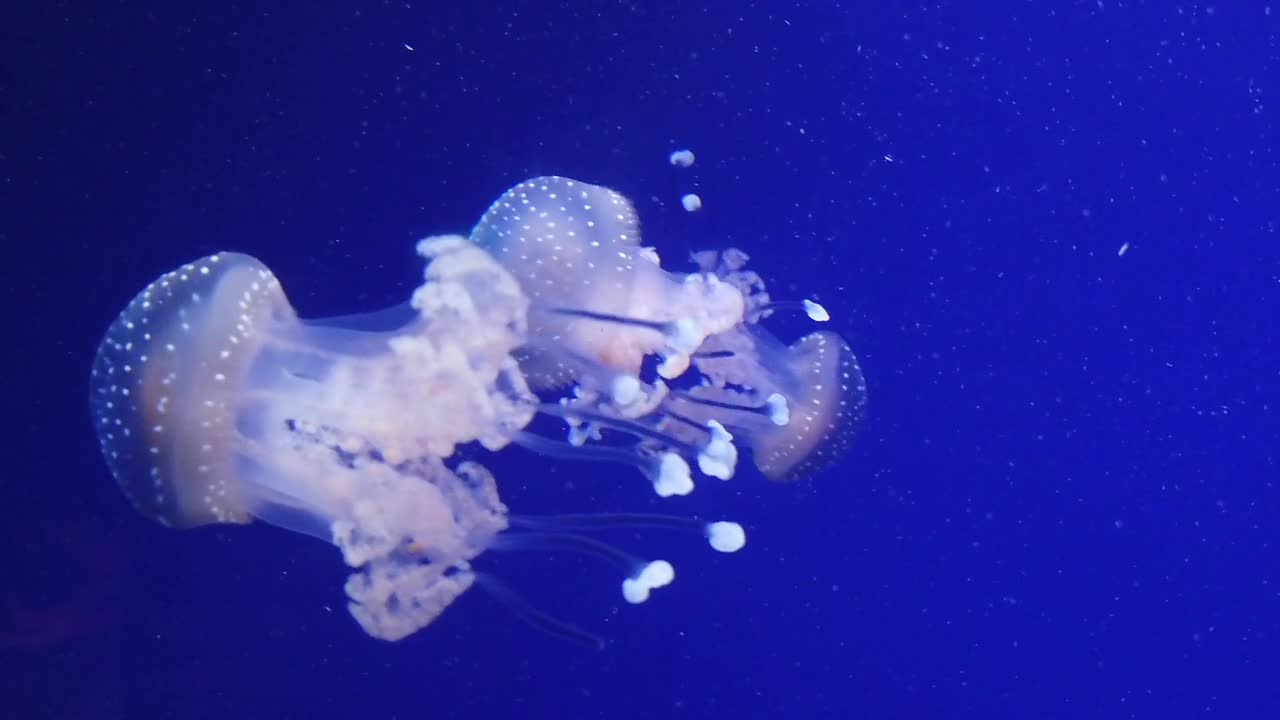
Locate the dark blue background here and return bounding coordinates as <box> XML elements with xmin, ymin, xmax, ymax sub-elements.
<box><xmin>3</xmin><ymin>1</ymin><xmax>1277</xmax><ymax>718</ymax></box>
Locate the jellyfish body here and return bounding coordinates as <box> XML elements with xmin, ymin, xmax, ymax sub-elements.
<box><xmin>88</xmin><ymin>176</ymin><xmax>866</xmax><ymax>642</ymax></box>
<box><xmin>90</xmin><ymin>238</ymin><xmax>531</xmax><ymax>640</ymax></box>
<box><xmin>468</xmin><ymin>177</ymin><xmax>868</xmax><ymax>487</ymax></box>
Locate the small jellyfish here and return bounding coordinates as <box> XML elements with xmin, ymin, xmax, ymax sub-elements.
<box><xmin>668</xmin><ymin>149</ymin><xmax>696</xmax><ymax>168</ymax></box>
<box><xmin>681</xmin><ymin>193</ymin><xmax>703</xmax><ymax>212</ymax></box>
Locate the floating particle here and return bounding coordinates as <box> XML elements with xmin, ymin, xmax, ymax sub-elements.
<box><xmin>1118</xmin><ymin>242</ymin><xmax>1130</xmax><ymax>257</ymax></box>
<box><xmin>669</xmin><ymin>149</ymin><xmax>696</xmax><ymax>168</ymax></box>
<box><xmin>681</xmin><ymin>193</ymin><xmax>702</xmax><ymax>212</ymax></box>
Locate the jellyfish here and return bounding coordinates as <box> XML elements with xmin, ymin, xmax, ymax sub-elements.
<box><xmin>89</xmin><ymin>237</ymin><xmax>535</xmax><ymax>640</ymax></box>
<box><xmin>88</xmin><ymin>176</ymin><xmax>865</xmax><ymax>643</ymax></box>
<box><xmin>467</xmin><ymin>177</ymin><xmax>867</xmax><ymax>492</ymax></box>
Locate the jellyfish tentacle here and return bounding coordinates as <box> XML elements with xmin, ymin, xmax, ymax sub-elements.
<box><xmin>754</xmin><ymin>298</ymin><xmax>832</xmax><ymax>323</ymax></box>
<box><xmin>490</xmin><ymin>531</ymin><xmax>674</xmax><ymax>604</ymax></box>
<box><xmin>510</xmin><ymin>513</ymin><xmax>746</xmax><ymax>553</ymax></box>
<box><xmin>537</xmin><ymin>402</ymin><xmax>739</xmax><ymax>481</ymax></box>
<box><xmin>509</xmin><ymin>429</ymin><xmax>693</xmax><ymax>498</ymax></box>
<box><xmin>473</xmin><ymin>573</ymin><xmax>606</xmax><ymax>649</ymax></box>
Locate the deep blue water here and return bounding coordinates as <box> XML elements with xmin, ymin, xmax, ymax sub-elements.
<box><xmin>3</xmin><ymin>2</ymin><xmax>1277</xmax><ymax>718</ymax></box>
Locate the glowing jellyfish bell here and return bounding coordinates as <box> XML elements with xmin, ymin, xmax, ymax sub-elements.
<box><xmin>88</xmin><ymin>175</ymin><xmax>866</xmax><ymax>644</ymax></box>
